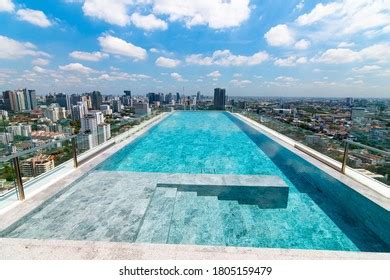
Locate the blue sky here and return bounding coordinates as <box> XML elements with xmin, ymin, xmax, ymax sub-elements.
<box><xmin>0</xmin><ymin>0</ymin><xmax>389</xmax><ymax>97</ymax></box>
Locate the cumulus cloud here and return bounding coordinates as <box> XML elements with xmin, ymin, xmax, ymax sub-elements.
<box><xmin>230</xmin><ymin>79</ymin><xmax>252</xmax><ymax>87</ymax></box>
<box><xmin>70</xmin><ymin>51</ymin><xmax>108</xmax><ymax>61</ymax></box>
<box><xmin>186</xmin><ymin>50</ymin><xmax>268</xmax><ymax>66</ymax></box>
<box><xmin>274</xmin><ymin>56</ymin><xmax>307</xmax><ymax>67</ymax></box>
<box><xmin>155</xmin><ymin>56</ymin><xmax>180</xmax><ymax>68</ymax></box>
<box><xmin>16</xmin><ymin>8</ymin><xmax>52</xmax><ymax>27</ymax></box>
<box><xmin>296</xmin><ymin>0</ymin><xmax>390</xmax><ymax>35</ymax></box>
<box><xmin>94</xmin><ymin>72</ymin><xmax>150</xmax><ymax>81</ymax></box>
<box><xmin>32</xmin><ymin>66</ymin><xmax>48</xmax><ymax>74</ymax></box>
<box><xmin>207</xmin><ymin>70</ymin><xmax>221</xmax><ymax>79</ymax></box>
<box><xmin>0</xmin><ymin>35</ymin><xmax>50</xmax><ymax>59</ymax></box>
<box><xmin>59</xmin><ymin>63</ymin><xmax>95</xmax><ymax>74</ymax></box>
<box><xmin>312</xmin><ymin>44</ymin><xmax>390</xmax><ymax>64</ymax></box>
<box><xmin>98</xmin><ymin>35</ymin><xmax>147</xmax><ymax>60</ymax></box>
<box><xmin>171</xmin><ymin>72</ymin><xmax>186</xmax><ymax>81</ymax></box>
<box><xmin>264</xmin><ymin>24</ymin><xmax>295</xmax><ymax>47</ymax></box>
<box><xmin>72</xmin><ymin>0</ymin><xmax>251</xmax><ymax>29</ymax></box>
<box><xmin>312</xmin><ymin>48</ymin><xmax>361</xmax><ymax>64</ymax></box>
<box><xmin>152</xmin><ymin>0</ymin><xmax>251</xmax><ymax>29</ymax></box>
<box><xmin>82</xmin><ymin>0</ymin><xmax>132</xmax><ymax>26</ymax></box>
<box><xmin>275</xmin><ymin>76</ymin><xmax>298</xmax><ymax>82</ymax></box>
<box><xmin>32</xmin><ymin>58</ymin><xmax>50</xmax><ymax>66</ymax></box>
<box><xmin>130</xmin><ymin>13</ymin><xmax>168</xmax><ymax>31</ymax></box>
<box><xmin>294</xmin><ymin>39</ymin><xmax>310</xmax><ymax>50</ymax></box>
<box><xmin>0</xmin><ymin>0</ymin><xmax>14</xmax><ymax>12</ymax></box>
<box><xmin>353</xmin><ymin>65</ymin><xmax>382</xmax><ymax>73</ymax></box>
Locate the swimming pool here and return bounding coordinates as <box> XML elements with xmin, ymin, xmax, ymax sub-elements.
<box><xmin>2</xmin><ymin>111</ymin><xmax>389</xmax><ymax>252</ymax></box>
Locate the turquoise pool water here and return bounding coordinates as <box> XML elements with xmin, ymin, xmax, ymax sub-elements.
<box><xmin>98</xmin><ymin>111</ymin><xmax>289</xmax><ymax>176</ymax></box>
<box><xmin>2</xmin><ymin>111</ymin><xmax>389</xmax><ymax>252</ymax></box>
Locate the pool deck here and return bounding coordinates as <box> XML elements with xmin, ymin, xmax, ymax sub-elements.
<box><xmin>0</xmin><ymin>238</ymin><xmax>389</xmax><ymax>260</ymax></box>
<box><xmin>0</xmin><ymin>111</ymin><xmax>389</xmax><ymax>260</ymax></box>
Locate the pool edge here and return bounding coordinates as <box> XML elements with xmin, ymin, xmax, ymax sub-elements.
<box><xmin>0</xmin><ymin>238</ymin><xmax>389</xmax><ymax>260</ymax></box>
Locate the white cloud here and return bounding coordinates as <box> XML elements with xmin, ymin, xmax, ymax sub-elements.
<box><xmin>16</xmin><ymin>8</ymin><xmax>52</xmax><ymax>27</ymax></box>
<box><xmin>32</xmin><ymin>66</ymin><xmax>48</xmax><ymax>74</ymax></box>
<box><xmin>275</xmin><ymin>76</ymin><xmax>297</xmax><ymax>82</ymax></box>
<box><xmin>155</xmin><ymin>56</ymin><xmax>180</xmax><ymax>68</ymax></box>
<box><xmin>359</xmin><ymin>44</ymin><xmax>390</xmax><ymax>63</ymax></box>
<box><xmin>152</xmin><ymin>0</ymin><xmax>251</xmax><ymax>29</ymax></box>
<box><xmin>264</xmin><ymin>24</ymin><xmax>295</xmax><ymax>47</ymax></box>
<box><xmin>59</xmin><ymin>63</ymin><xmax>95</xmax><ymax>74</ymax></box>
<box><xmin>296</xmin><ymin>2</ymin><xmax>341</xmax><ymax>26</ymax></box>
<box><xmin>70</xmin><ymin>51</ymin><xmax>108</xmax><ymax>61</ymax></box>
<box><xmin>312</xmin><ymin>48</ymin><xmax>361</xmax><ymax>64</ymax></box>
<box><xmin>130</xmin><ymin>13</ymin><xmax>168</xmax><ymax>31</ymax></box>
<box><xmin>0</xmin><ymin>35</ymin><xmax>49</xmax><ymax>59</ymax></box>
<box><xmin>94</xmin><ymin>72</ymin><xmax>150</xmax><ymax>81</ymax></box>
<box><xmin>82</xmin><ymin>0</ymin><xmax>132</xmax><ymax>26</ymax></box>
<box><xmin>98</xmin><ymin>35</ymin><xmax>147</xmax><ymax>60</ymax></box>
<box><xmin>294</xmin><ymin>39</ymin><xmax>310</xmax><ymax>50</ymax></box>
<box><xmin>207</xmin><ymin>70</ymin><xmax>221</xmax><ymax>79</ymax></box>
<box><xmin>230</xmin><ymin>79</ymin><xmax>252</xmax><ymax>87</ymax></box>
<box><xmin>296</xmin><ymin>0</ymin><xmax>390</xmax><ymax>35</ymax></box>
<box><xmin>171</xmin><ymin>72</ymin><xmax>186</xmax><ymax>81</ymax></box>
<box><xmin>313</xmin><ymin>43</ymin><xmax>390</xmax><ymax>64</ymax></box>
<box><xmin>294</xmin><ymin>0</ymin><xmax>305</xmax><ymax>12</ymax></box>
<box><xmin>0</xmin><ymin>0</ymin><xmax>14</xmax><ymax>12</ymax></box>
<box><xmin>32</xmin><ymin>58</ymin><xmax>49</xmax><ymax>66</ymax></box>
<box><xmin>77</xmin><ymin>0</ymin><xmax>250</xmax><ymax>29</ymax></box>
<box><xmin>186</xmin><ymin>50</ymin><xmax>268</xmax><ymax>66</ymax></box>
<box><xmin>275</xmin><ymin>56</ymin><xmax>307</xmax><ymax>67</ymax></box>
<box><xmin>353</xmin><ymin>65</ymin><xmax>381</xmax><ymax>73</ymax></box>
<box><xmin>338</xmin><ymin>42</ymin><xmax>355</xmax><ymax>48</ymax></box>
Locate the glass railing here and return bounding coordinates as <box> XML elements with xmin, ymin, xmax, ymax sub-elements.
<box><xmin>241</xmin><ymin>110</ymin><xmax>390</xmax><ymax>187</ymax></box>
<box><xmin>0</xmin><ymin>110</ymin><xmax>164</xmax><ymax>204</ymax></box>
<box><xmin>0</xmin><ymin>159</ymin><xmax>17</xmax><ymax>199</ymax></box>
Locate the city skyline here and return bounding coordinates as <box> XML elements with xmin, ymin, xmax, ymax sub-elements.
<box><xmin>0</xmin><ymin>0</ymin><xmax>389</xmax><ymax>97</ymax></box>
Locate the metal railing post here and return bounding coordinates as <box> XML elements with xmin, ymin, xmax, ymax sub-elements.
<box><xmin>341</xmin><ymin>141</ymin><xmax>349</xmax><ymax>174</ymax></box>
<box><xmin>71</xmin><ymin>137</ymin><xmax>78</xmax><ymax>168</ymax></box>
<box><xmin>12</xmin><ymin>156</ymin><xmax>25</xmax><ymax>201</ymax></box>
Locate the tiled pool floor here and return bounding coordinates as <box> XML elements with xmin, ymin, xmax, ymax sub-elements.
<box><xmin>2</xmin><ymin>170</ymin><xmax>387</xmax><ymax>252</ymax></box>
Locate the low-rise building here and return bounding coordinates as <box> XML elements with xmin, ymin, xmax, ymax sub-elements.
<box><xmin>21</xmin><ymin>155</ymin><xmax>55</xmax><ymax>177</ymax></box>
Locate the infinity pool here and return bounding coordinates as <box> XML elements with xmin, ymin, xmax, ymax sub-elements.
<box><xmin>2</xmin><ymin>112</ymin><xmax>389</xmax><ymax>252</ymax></box>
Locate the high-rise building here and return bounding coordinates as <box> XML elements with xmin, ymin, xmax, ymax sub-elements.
<box><xmin>28</xmin><ymin>90</ymin><xmax>37</xmax><ymax>110</ymax></box>
<box><xmin>71</xmin><ymin>101</ymin><xmax>88</xmax><ymax>121</ymax></box>
<box><xmin>214</xmin><ymin>88</ymin><xmax>226</xmax><ymax>110</ymax></box>
<box><xmin>15</xmin><ymin>90</ymin><xmax>26</xmax><ymax>111</ymax></box>
<box><xmin>46</xmin><ymin>94</ymin><xmax>56</xmax><ymax>105</ymax></box>
<box><xmin>56</xmin><ymin>93</ymin><xmax>70</xmax><ymax>110</ymax></box>
<box><xmin>176</xmin><ymin>92</ymin><xmax>180</xmax><ymax>103</ymax></box>
<box><xmin>124</xmin><ymin>90</ymin><xmax>131</xmax><ymax>97</ymax></box>
<box><xmin>90</xmin><ymin>91</ymin><xmax>102</xmax><ymax>110</ymax></box>
<box><xmin>112</xmin><ymin>99</ymin><xmax>122</xmax><ymax>113</ymax></box>
<box><xmin>79</xmin><ymin>111</ymin><xmax>110</xmax><ymax>149</ymax></box>
<box><xmin>134</xmin><ymin>102</ymin><xmax>151</xmax><ymax>116</ymax></box>
<box><xmin>2</xmin><ymin>91</ymin><xmax>13</xmax><ymax>112</ymax></box>
<box><xmin>100</xmin><ymin>104</ymin><xmax>112</xmax><ymax>115</ymax></box>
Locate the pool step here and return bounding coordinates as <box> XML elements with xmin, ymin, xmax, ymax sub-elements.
<box><xmin>158</xmin><ymin>175</ymin><xmax>289</xmax><ymax>208</ymax></box>
<box><xmin>167</xmin><ymin>191</ymin><xmax>226</xmax><ymax>246</ymax></box>
<box><xmin>135</xmin><ymin>187</ymin><xmax>177</xmax><ymax>244</ymax></box>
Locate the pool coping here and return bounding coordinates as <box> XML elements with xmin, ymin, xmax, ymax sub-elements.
<box><xmin>234</xmin><ymin>113</ymin><xmax>390</xmax><ymax>211</ymax></box>
<box><xmin>0</xmin><ymin>110</ymin><xmax>388</xmax><ymax>260</ymax></box>
<box><xmin>0</xmin><ymin>238</ymin><xmax>389</xmax><ymax>260</ymax></box>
